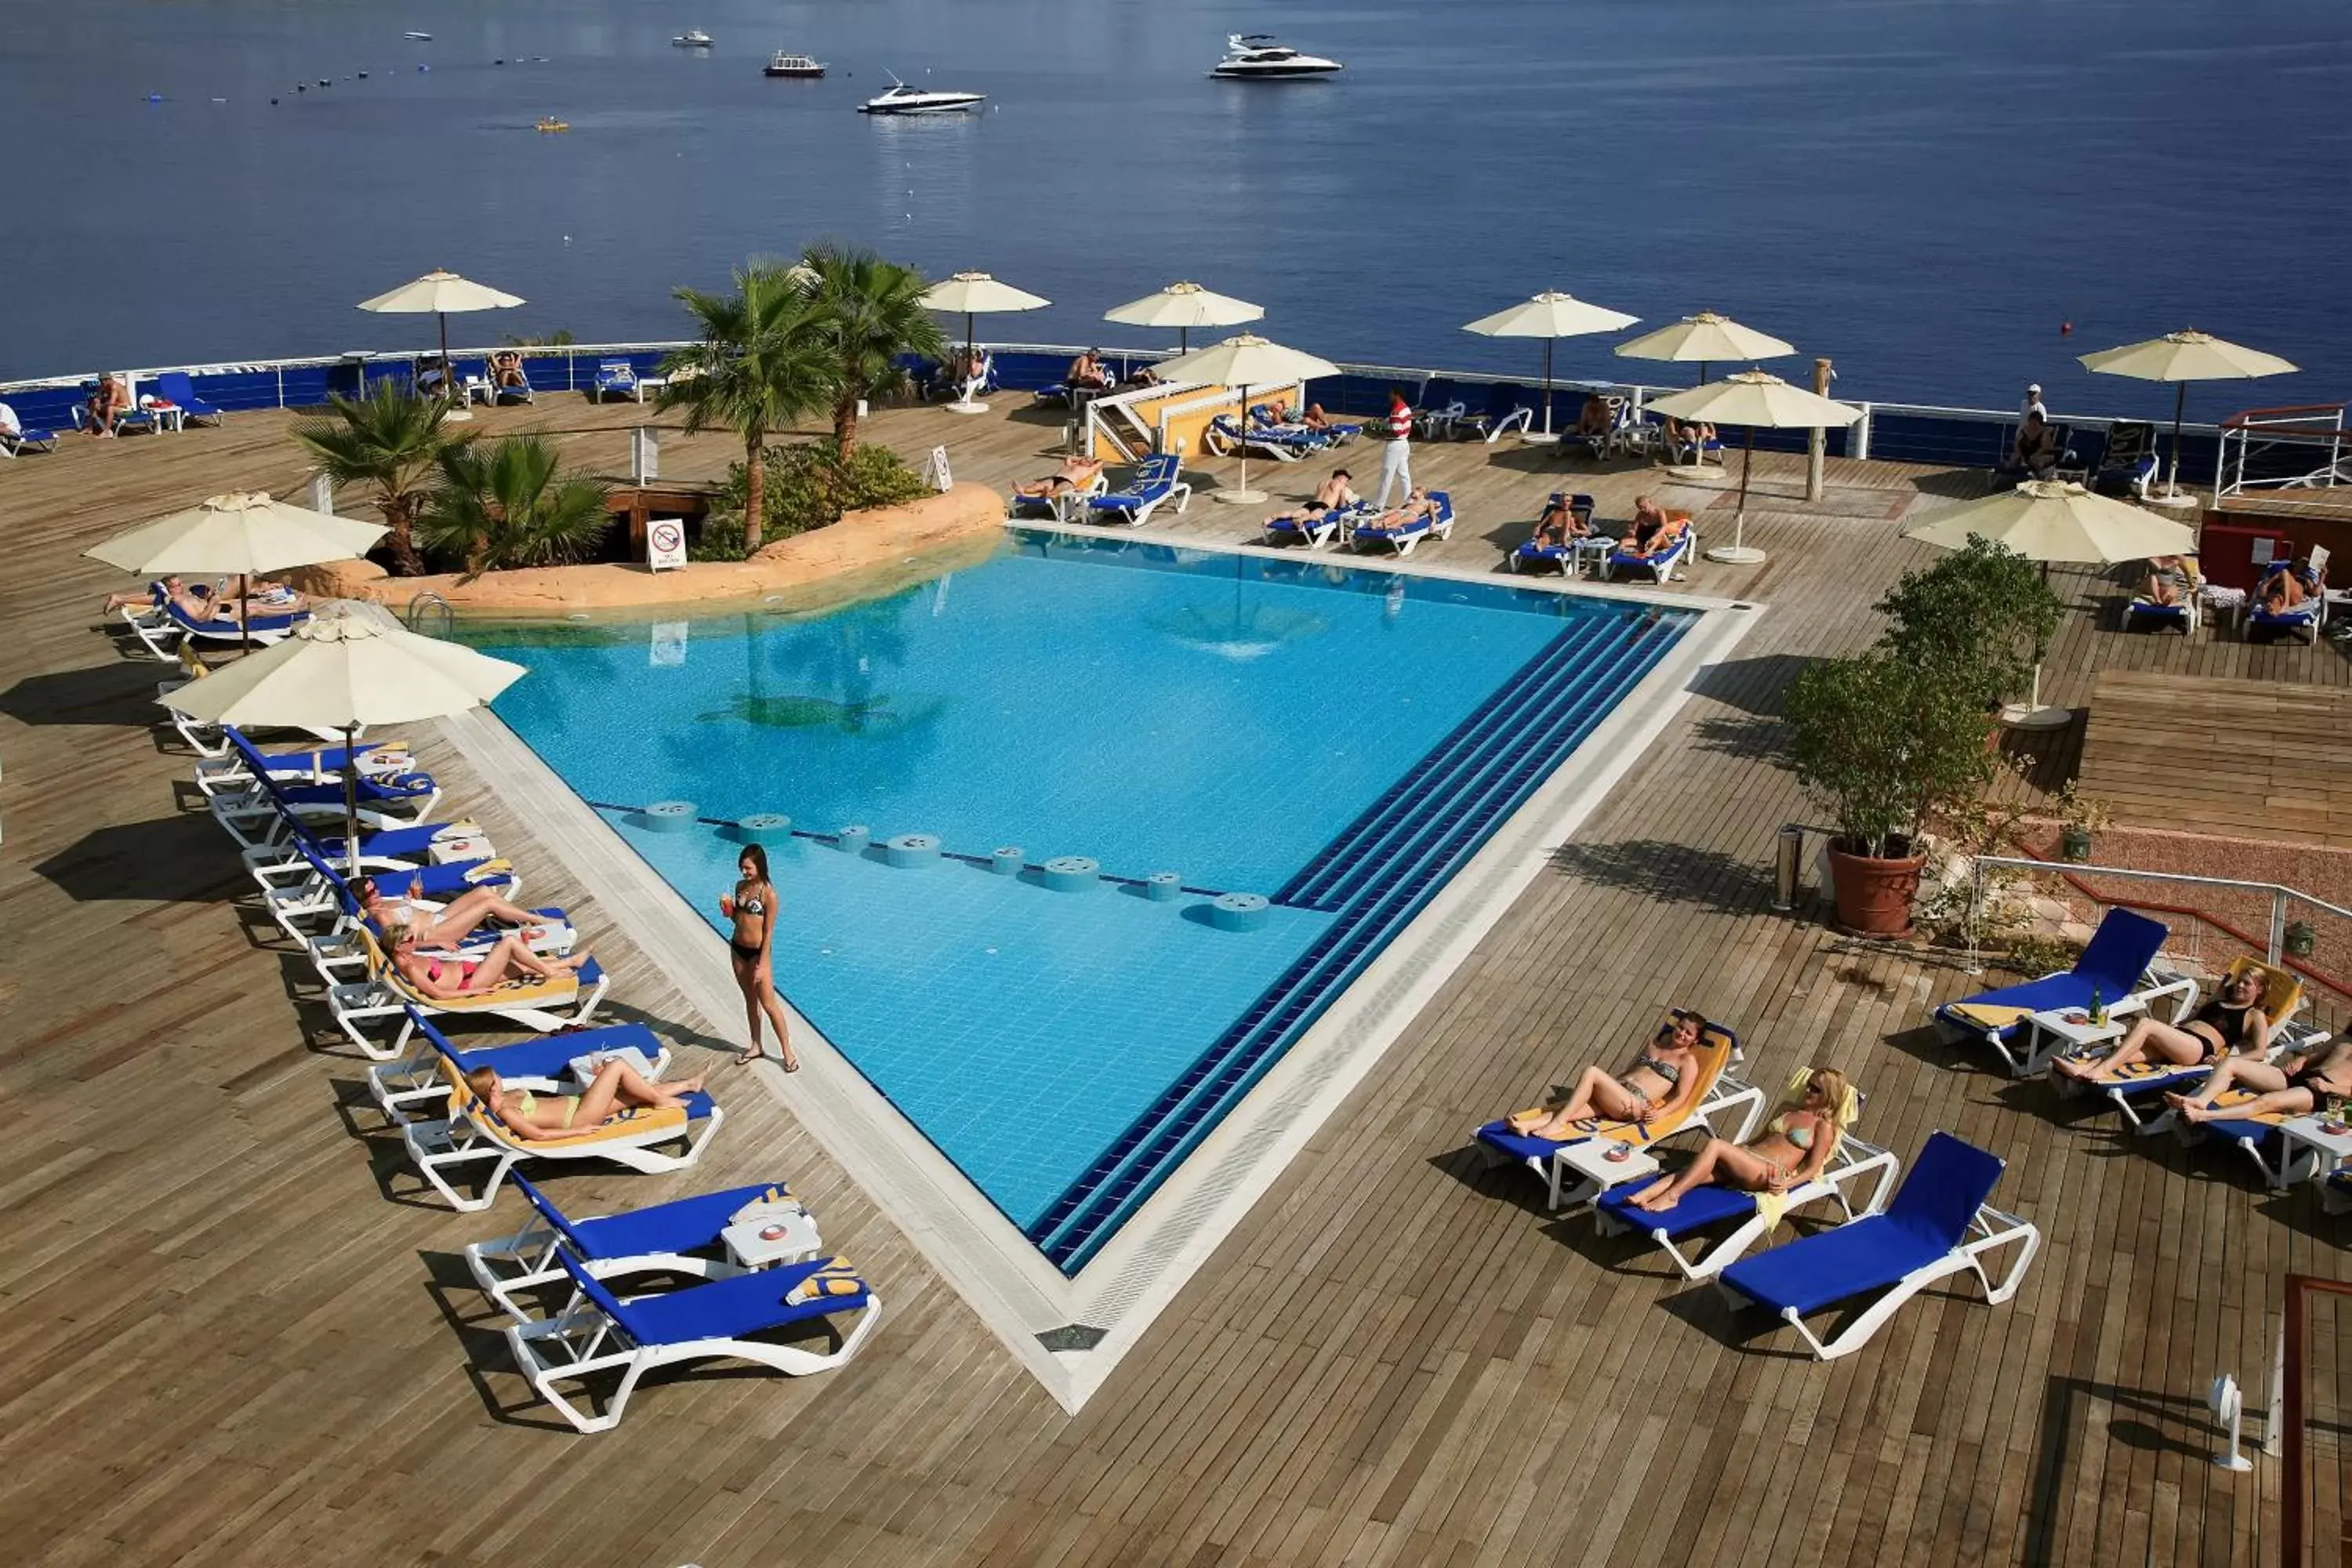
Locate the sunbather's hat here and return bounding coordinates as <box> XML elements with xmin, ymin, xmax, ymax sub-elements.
<box><xmin>2027</xmin><ymin>383</ymin><xmax>2041</xmax><ymax>393</ymax></box>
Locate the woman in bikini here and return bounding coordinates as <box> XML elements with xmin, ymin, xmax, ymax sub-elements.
<box><xmin>2167</xmin><ymin>1037</ymin><xmax>2352</xmax><ymax>1124</ymax></box>
<box><xmin>356</xmin><ymin>875</ymin><xmax>559</xmax><ymax>953</ymax></box>
<box><xmin>1622</xmin><ymin>1067</ymin><xmax>1850</xmax><ymax>1210</ymax></box>
<box><xmin>387</xmin><ymin>922</ymin><xmax>592</xmax><ymax>1000</ymax></box>
<box><xmin>1011</xmin><ymin>454</ymin><xmax>1105</xmax><ymax>499</ymax></box>
<box><xmin>1503</xmin><ymin>1011</ymin><xmax>1708</xmax><ymax>1141</ymax></box>
<box><xmin>2053</xmin><ymin>967</ymin><xmax>2268</xmax><ymax>1084</ymax></box>
<box><xmin>465</xmin><ymin>1058</ymin><xmax>709</xmax><ymax>1142</ymax></box>
<box><xmin>720</xmin><ymin>844</ymin><xmax>798</xmax><ymax>1071</ymax></box>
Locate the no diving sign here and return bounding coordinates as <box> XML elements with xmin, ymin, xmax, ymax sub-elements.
<box><xmin>648</xmin><ymin>517</ymin><xmax>687</xmax><ymax>572</ymax></box>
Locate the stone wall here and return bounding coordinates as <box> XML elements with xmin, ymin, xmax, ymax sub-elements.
<box><xmin>284</xmin><ymin>481</ymin><xmax>1006</xmax><ymax>618</ymax></box>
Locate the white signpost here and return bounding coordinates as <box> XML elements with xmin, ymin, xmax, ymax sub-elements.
<box><xmin>927</xmin><ymin>444</ymin><xmax>953</xmax><ymax>493</ymax></box>
<box><xmin>647</xmin><ymin>516</ymin><xmax>688</xmax><ymax>572</ymax></box>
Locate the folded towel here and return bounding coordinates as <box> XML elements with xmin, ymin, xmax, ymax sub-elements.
<box><xmin>787</xmin><ymin>1257</ymin><xmax>864</xmax><ymax>1305</ymax></box>
<box><xmin>1947</xmin><ymin>1003</ymin><xmax>2033</xmax><ymax>1029</ymax></box>
<box><xmin>730</xmin><ymin>1185</ymin><xmax>806</xmax><ymax>1225</ymax></box>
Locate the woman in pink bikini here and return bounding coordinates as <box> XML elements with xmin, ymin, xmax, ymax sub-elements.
<box><xmin>385</xmin><ymin>922</ymin><xmax>592</xmax><ymax>1000</ymax></box>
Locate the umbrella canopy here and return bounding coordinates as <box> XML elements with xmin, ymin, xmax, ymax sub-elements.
<box><xmin>1464</xmin><ymin>291</ymin><xmax>1639</xmax><ymax>438</ymax></box>
<box><xmin>2075</xmin><ymin>329</ymin><xmax>2298</xmax><ymax>384</ymax></box>
<box><xmin>1645</xmin><ymin>369</ymin><xmax>1859</xmax><ymax>431</ymax></box>
<box><xmin>916</xmin><ymin>270</ymin><xmax>1051</xmax><ymax>318</ymax></box>
<box><xmin>2078</xmin><ymin>330</ymin><xmax>2299</xmax><ymax>506</ymax></box>
<box><xmin>1614</xmin><ymin>310</ymin><xmax>1795</xmax><ymax>381</ymax></box>
<box><xmin>1104</xmin><ymin>281</ymin><xmax>1263</xmax><ymax>353</ymax></box>
<box><xmin>1904</xmin><ymin>480</ymin><xmax>2198</xmax><ymax>563</ymax></box>
<box><xmin>356</xmin><ymin>270</ymin><xmax>527</xmax><ymax>316</ymax></box>
<box><xmin>1155</xmin><ymin>335</ymin><xmax>1341</xmax><ymax>504</ymax></box>
<box><xmin>161</xmin><ymin>602</ymin><xmax>524</xmax><ymax>731</ymax></box>
<box><xmin>87</xmin><ymin>491</ymin><xmax>387</xmax><ymax>576</ymax></box>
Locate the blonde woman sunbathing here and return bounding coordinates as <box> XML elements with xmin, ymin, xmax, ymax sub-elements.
<box><xmin>1504</xmin><ymin>1011</ymin><xmax>1708</xmax><ymax>1140</ymax></box>
<box><xmin>465</xmin><ymin>1060</ymin><xmax>708</xmax><ymax>1141</ymax></box>
<box><xmin>1622</xmin><ymin>1067</ymin><xmax>1850</xmax><ymax>1210</ymax></box>
<box><xmin>2052</xmin><ymin>967</ymin><xmax>2267</xmax><ymax>1084</ymax></box>
<box><xmin>387</xmin><ymin>922</ymin><xmax>591</xmax><ymax>1000</ymax></box>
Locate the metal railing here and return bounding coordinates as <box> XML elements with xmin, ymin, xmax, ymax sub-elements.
<box><xmin>403</xmin><ymin>591</ymin><xmax>453</xmax><ymax>635</ymax></box>
<box><xmin>2217</xmin><ymin>402</ymin><xmax>2352</xmax><ymax>499</ymax></box>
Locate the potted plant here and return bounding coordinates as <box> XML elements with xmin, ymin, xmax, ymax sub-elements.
<box><xmin>1874</xmin><ymin>537</ymin><xmax>2063</xmax><ymax>719</ymax></box>
<box><xmin>2285</xmin><ymin>920</ymin><xmax>2317</xmax><ymax>959</ymax></box>
<box><xmin>1786</xmin><ymin>651</ymin><xmax>2003</xmax><ymax>936</ymax></box>
<box><xmin>2054</xmin><ymin>781</ymin><xmax>2111</xmax><ymax>862</ymax></box>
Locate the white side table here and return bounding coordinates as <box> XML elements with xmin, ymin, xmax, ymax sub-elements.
<box><xmin>2279</xmin><ymin>1115</ymin><xmax>2352</xmax><ymax>1188</ymax></box>
<box><xmin>2027</xmin><ymin>1005</ymin><xmax>2132</xmax><ymax>1074</ymax></box>
<box><xmin>430</xmin><ymin>834</ymin><xmax>494</xmax><ymax>866</ymax></box>
<box><xmin>722</xmin><ymin>1208</ymin><xmax>824</xmax><ymax>1270</ymax></box>
<box><xmin>1552</xmin><ymin>1138</ymin><xmax>1660</xmax><ymax>1210</ymax></box>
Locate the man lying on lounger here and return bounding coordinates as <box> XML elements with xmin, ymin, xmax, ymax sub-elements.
<box><xmin>1573</xmin><ymin>395</ymin><xmax>1614</xmax><ymax>444</ymax></box>
<box><xmin>1364</xmin><ymin>487</ymin><xmax>1441</xmax><ymax>530</ymax></box>
<box><xmin>2167</xmin><ymin>1036</ymin><xmax>2352</xmax><ymax>1123</ymax></box>
<box><xmin>466</xmin><ymin>1061</ymin><xmax>708</xmax><ymax>1142</ymax></box>
<box><xmin>100</xmin><ymin>575</ymin><xmax>310</xmax><ymax>621</ymax></box>
<box><xmin>1624</xmin><ymin>495</ymin><xmax>1690</xmax><ymax>556</ymax></box>
<box><xmin>1010</xmin><ymin>454</ymin><xmax>1105</xmax><ymax>500</ymax></box>
<box><xmin>1501</xmin><ymin>1011</ymin><xmax>1708</xmax><ymax>1140</ymax></box>
<box><xmin>1065</xmin><ymin>349</ymin><xmax>1112</xmax><ymax>393</ymax></box>
<box><xmin>1621</xmin><ymin>1067</ymin><xmax>1851</xmax><ymax>1210</ymax></box>
<box><xmin>1262</xmin><ymin>469</ymin><xmax>1357</xmax><ymax>532</ymax></box>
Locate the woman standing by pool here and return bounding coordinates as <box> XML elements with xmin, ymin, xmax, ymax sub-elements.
<box><xmin>720</xmin><ymin>844</ymin><xmax>799</xmax><ymax>1071</ymax></box>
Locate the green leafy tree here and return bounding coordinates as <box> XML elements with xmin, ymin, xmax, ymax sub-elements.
<box><xmin>800</xmin><ymin>241</ymin><xmax>946</xmax><ymax>459</ymax></box>
<box><xmin>418</xmin><ymin>434</ymin><xmax>612</xmax><ymax>577</ymax></box>
<box><xmin>659</xmin><ymin>262</ymin><xmax>837</xmax><ymax>553</ymax></box>
<box><xmin>1874</xmin><ymin>536</ymin><xmax>2063</xmax><ymax>711</ymax></box>
<box><xmin>1785</xmin><ymin>652</ymin><xmax>1998</xmax><ymax>858</ymax></box>
<box><xmin>292</xmin><ymin>382</ymin><xmax>456</xmax><ymax>575</ymax></box>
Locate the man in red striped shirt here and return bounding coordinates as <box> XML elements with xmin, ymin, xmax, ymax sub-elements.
<box><xmin>1376</xmin><ymin>386</ymin><xmax>1414</xmax><ymax>507</ymax></box>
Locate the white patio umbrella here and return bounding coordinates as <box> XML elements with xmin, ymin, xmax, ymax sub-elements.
<box><xmin>1646</xmin><ymin>371</ymin><xmax>1859</xmax><ymax>564</ymax></box>
<box><xmin>86</xmin><ymin>491</ymin><xmax>387</xmax><ymax>649</ymax></box>
<box><xmin>1904</xmin><ymin>481</ymin><xmax>2197</xmax><ymax>728</ymax></box>
<box><xmin>1155</xmin><ymin>334</ymin><xmax>1341</xmax><ymax>504</ymax></box>
<box><xmin>1103</xmin><ymin>280</ymin><xmax>1263</xmax><ymax>355</ymax></box>
<box><xmin>1613</xmin><ymin>310</ymin><xmax>1795</xmax><ymax>387</ymax></box>
<box><xmin>2077</xmin><ymin>330</ymin><xmax>2298</xmax><ymax>510</ymax></box>
<box><xmin>161</xmin><ymin>603</ymin><xmax>527</xmax><ymax>871</ymax></box>
<box><xmin>358</xmin><ymin>270</ymin><xmax>526</xmax><ymax>423</ymax></box>
<box><xmin>1462</xmin><ymin>290</ymin><xmax>1639</xmax><ymax>441</ymax></box>
<box><xmin>916</xmin><ymin>270</ymin><xmax>1051</xmax><ymax>413</ymax></box>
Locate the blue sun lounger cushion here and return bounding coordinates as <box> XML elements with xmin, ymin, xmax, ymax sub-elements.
<box><xmin>1716</xmin><ymin>1131</ymin><xmax>2038</xmax><ymax>1359</ymax></box>
<box><xmin>1934</xmin><ymin>907</ymin><xmax>2170</xmax><ymax>1075</ymax></box>
<box><xmin>153</xmin><ymin>372</ymin><xmax>224</xmax><ymax>426</ymax></box>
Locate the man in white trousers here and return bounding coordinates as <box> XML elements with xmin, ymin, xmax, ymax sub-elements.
<box><xmin>1375</xmin><ymin>386</ymin><xmax>1414</xmax><ymax>506</ymax></box>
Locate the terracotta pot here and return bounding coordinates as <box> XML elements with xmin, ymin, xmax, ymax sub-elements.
<box><xmin>1827</xmin><ymin>840</ymin><xmax>1926</xmax><ymax>937</ymax></box>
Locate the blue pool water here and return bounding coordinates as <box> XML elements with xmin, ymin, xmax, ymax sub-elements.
<box><xmin>465</xmin><ymin>535</ymin><xmax>1694</xmax><ymax>1269</ymax></box>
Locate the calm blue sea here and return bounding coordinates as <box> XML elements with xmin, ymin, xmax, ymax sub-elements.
<box><xmin>5</xmin><ymin>0</ymin><xmax>2350</xmax><ymax>417</ymax></box>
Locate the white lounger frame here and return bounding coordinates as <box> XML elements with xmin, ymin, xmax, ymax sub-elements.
<box><xmin>1940</xmin><ymin>966</ymin><xmax>2195</xmax><ymax>1078</ymax></box>
<box><xmin>1594</xmin><ymin>1134</ymin><xmax>1903</xmax><ymax>1280</ymax></box>
<box><xmin>1716</xmin><ymin>1202</ymin><xmax>2041</xmax><ymax>1361</ymax></box>
<box><xmin>463</xmin><ymin>1189</ymin><xmax>794</xmax><ymax>1319</ymax></box>
<box><xmin>400</xmin><ymin>1095</ymin><xmax>720</xmax><ymax>1212</ymax></box>
<box><xmin>504</xmin><ymin>1275</ymin><xmax>879</xmax><ymax>1433</ymax></box>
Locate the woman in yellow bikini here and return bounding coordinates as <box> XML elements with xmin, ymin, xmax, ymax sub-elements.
<box><xmin>465</xmin><ymin>1059</ymin><xmax>709</xmax><ymax>1141</ymax></box>
<box><xmin>1621</xmin><ymin>1067</ymin><xmax>1852</xmax><ymax>1211</ymax></box>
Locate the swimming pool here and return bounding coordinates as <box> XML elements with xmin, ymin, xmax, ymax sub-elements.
<box><xmin>465</xmin><ymin>532</ymin><xmax>1697</xmax><ymax>1272</ymax></box>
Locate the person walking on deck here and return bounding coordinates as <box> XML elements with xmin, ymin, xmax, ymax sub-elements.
<box><xmin>1376</xmin><ymin>387</ymin><xmax>1414</xmax><ymax>507</ymax></box>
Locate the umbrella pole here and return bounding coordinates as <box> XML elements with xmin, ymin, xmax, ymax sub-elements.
<box><xmin>438</xmin><ymin>310</ymin><xmax>473</xmax><ymax>423</ymax></box>
<box><xmin>342</xmin><ymin>724</ymin><xmax>363</xmax><ymax>879</ymax></box>
<box><xmin>1704</xmin><ymin>426</ymin><xmax>1768</xmax><ymax>566</ymax></box>
<box><xmin>240</xmin><ymin>588</ymin><xmax>251</xmax><ymax>655</ymax></box>
<box><xmin>1214</xmin><ymin>382</ymin><xmax>1261</xmax><ymax>505</ymax></box>
<box><xmin>1541</xmin><ymin>339</ymin><xmax>1555</xmax><ymax>438</ymax></box>
<box><xmin>948</xmin><ymin>310</ymin><xmax>988</xmax><ymax>414</ymax></box>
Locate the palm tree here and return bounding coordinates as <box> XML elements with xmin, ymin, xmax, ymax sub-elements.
<box><xmin>418</xmin><ymin>434</ymin><xmax>612</xmax><ymax>577</ymax></box>
<box><xmin>659</xmin><ymin>262</ymin><xmax>836</xmax><ymax>553</ymax></box>
<box><xmin>292</xmin><ymin>381</ymin><xmax>454</xmax><ymax>575</ymax></box>
<box><xmin>800</xmin><ymin>241</ymin><xmax>946</xmax><ymax>460</ymax></box>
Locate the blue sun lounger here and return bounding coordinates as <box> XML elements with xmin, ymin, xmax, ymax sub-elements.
<box><xmin>1352</xmin><ymin>491</ymin><xmax>1454</xmax><ymax>557</ymax></box>
<box><xmin>1508</xmin><ymin>493</ymin><xmax>1597</xmax><ymax>574</ymax></box>
<box><xmin>1716</xmin><ymin>1131</ymin><xmax>2039</xmax><ymax>1360</ymax></box>
<box><xmin>1264</xmin><ymin>499</ymin><xmax>1370</xmax><ymax>550</ymax></box>
<box><xmin>198</xmin><ymin>725</ymin><xmax>406</xmax><ymax>797</ymax></box>
<box><xmin>506</xmin><ymin>1248</ymin><xmax>879</xmax><ymax>1432</ymax></box>
<box><xmin>2245</xmin><ymin>549</ymin><xmax>2328</xmax><ymax>643</ymax></box>
<box><xmin>208</xmin><ymin>749</ymin><xmax>444</xmax><ymax>851</ymax></box>
<box><xmin>1087</xmin><ymin>454</ymin><xmax>1191</xmax><ymax>527</ymax></box>
<box><xmin>265</xmin><ymin>835</ymin><xmax>520</xmax><ymax>941</ymax></box>
<box><xmin>371</xmin><ymin>1006</ymin><xmax>661</xmax><ymax>1123</ymax></box>
<box><xmin>1933</xmin><ymin>907</ymin><xmax>2184</xmax><ymax>1076</ymax></box>
<box><xmin>590</xmin><ymin>359</ymin><xmax>641</xmax><ymax>402</ymax></box>
<box><xmin>0</xmin><ymin>419</ymin><xmax>59</xmax><ymax>455</ymax></box>
<box><xmin>1604</xmin><ymin>524</ymin><xmax>1693</xmax><ymax>583</ymax></box>
<box><xmin>152</xmin><ymin>371</ymin><xmax>224</xmax><ymax>426</ymax></box>
<box><xmin>1594</xmin><ymin>1134</ymin><xmax>1901</xmax><ymax>1280</ymax></box>
<box><xmin>467</xmin><ymin>1171</ymin><xmax>798</xmax><ymax>1317</ymax></box>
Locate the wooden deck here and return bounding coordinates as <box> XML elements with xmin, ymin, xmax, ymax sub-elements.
<box><xmin>3</xmin><ymin>397</ymin><xmax>2350</xmax><ymax>1567</ymax></box>
<box><xmin>2081</xmin><ymin>672</ymin><xmax>2352</xmax><ymax>848</ymax></box>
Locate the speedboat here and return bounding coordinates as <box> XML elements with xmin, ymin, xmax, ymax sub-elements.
<box><xmin>1209</xmin><ymin>34</ymin><xmax>1342</xmax><ymax>79</ymax></box>
<box><xmin>672</xmin><ymin>31</ymin><xmax>713</xmax><ymax>49</ymax></box>
<box><xmin>856</xmin><ymin>76</ymin><xmax>985</xmax><ymax>114</ymax></box>
<box><xmin>535</xmin><ymin>116</ymin><xmax>568</xmax><ymax>133</ymax></box>
<box><xmin>764</xmin><ymin>52</ymin><xmax>826</xmax><ymax>78</ymax></box>
<box><xmin>403</xmin><ymin>31</ymin><xmax>432</xmax><ymax>42</ymax></box>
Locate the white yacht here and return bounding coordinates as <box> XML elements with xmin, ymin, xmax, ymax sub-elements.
<box><xmin>1209</xmin><ymin>34</ymin><xmax>1343</xmax><ymax>79</ymax></box>
<box><xmin>764</xmin><ymin>52</ymin><xmax>826</xmax><ymax>78</ymax></box>
<box><xmin>672</xmin><ymin>31</ymin><xmax>713</xmax><ymax>49</ymax></box>
<box><xmin>857</xmin><ymin>76</ymin><xmax>985</xmax><ymax>114</ymax></box>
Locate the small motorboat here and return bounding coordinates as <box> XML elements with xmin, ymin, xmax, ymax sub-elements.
<box><xmin>672</xmin><ymin>31</ymin><xmax>713</xmax><ymax>49</ymax></box>
<box><xmin>764</xmin><ymin>52</ymin><xmax>826</xmax><ymax>78</ymax></box>
<box><xmin>403</xmin><ymin>31</ymin><xmax>432</xmax><ymax>42</ymax></box>
<box><xmin>857</xmin><ymin>76</ymin><xmax>985</xmax><ymax>114</ymax></box>
<box><xmin>535</xmin><ymin>116</ymin><xmax>569</xmax><ymax>133</ymax></box>
<box><xmin>1209</xmin><ymin>34</ymin><xmax>1343</xmax><ymax>79</ymax></box>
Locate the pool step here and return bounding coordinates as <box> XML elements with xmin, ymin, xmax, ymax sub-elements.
<box><xmin>1029</xmin><ymin>607</ymin><xmax>1689</xmax><ymax>1270</ymax></box>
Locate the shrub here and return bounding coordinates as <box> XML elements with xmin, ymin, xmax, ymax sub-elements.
<box><xmin>697</xmin><ymin>439</ymin><xmax>932</xmax><ymax>561</ymax></box>
<box><xmin>1785</xmin><ymin>651</ymin><xmax>1999</xmax><ymax>858</ymax></box>
<box><xmin>417</xmin><ymin>434</ymin><xmax>613</xmax><ymax>577</ymax></box>
<box><xmin>1873</xmin><ymin>536</ymin><xmax>2063</xmax><ymax>711</ymax></box>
